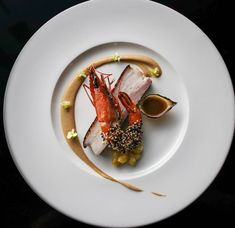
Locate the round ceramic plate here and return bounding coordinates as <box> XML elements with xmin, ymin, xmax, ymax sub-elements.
<box><xmin>4</xmin><ymin>0</ymin><xmax>234</xmax><ymax>227</ymax></box>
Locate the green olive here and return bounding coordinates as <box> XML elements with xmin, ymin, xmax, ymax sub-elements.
<box><xmin>117</xmin><ymin>154</ymin><xmax>129</xmax><ymax>164</ymax></box>
<box><xmin>112</xmin><ymin>151</ymin><xmax>119</xmax><ymax>158</ymax></box>
<box><xmin>128</xmin><ymin>156</ymin><xmax>137</xmax><ymax>166</ymax></box>
<box><xmin>132</xmin><ymin>142</ymin><xmax>144</xmax><ymax>154</ymax></box>
<box><xmin>134</xmin><ymin>153</ymin><xmax>141</xmax><ymax>161</ymax></box>
<box><xmin>112</xmin><ymin>157</ymin><xmax>121</xmax><ymax>166</ymax></box>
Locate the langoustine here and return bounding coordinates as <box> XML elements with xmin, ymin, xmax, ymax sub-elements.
<box><xmin>83</xmin><ymin>65</ymin><xmax>152</xmax><ymax>155</ymax></box>
<box><xmin>83</xmin><ymin>66</ymin><xmax>146</xmax><ymax>165</ymax></box>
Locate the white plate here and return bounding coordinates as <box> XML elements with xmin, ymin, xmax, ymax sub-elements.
<box><xmin>4</xmin><ymin>0</ymin><xmax>234</xmax><ymax>227</ymax></box>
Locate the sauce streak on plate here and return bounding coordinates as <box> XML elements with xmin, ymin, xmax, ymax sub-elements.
<box><xmin>60</xmin><ymin>54</ymin><xmax>165</xmax><ymax>194</ymax></box>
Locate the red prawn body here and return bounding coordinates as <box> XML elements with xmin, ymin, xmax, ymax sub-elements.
<box><xmin>84</xmin><ymin>67</ymin><xmax>142</xmax><ymax>152</ymax></box>
<box><xmin>87</xmin><ymin>67</ymin><xmax>120</xmax><ymax>135</ymax></box>
<box><xmin>118</xmin><ymin>92</ymin><xmax>142</xmax><ymax>125</ymax></box>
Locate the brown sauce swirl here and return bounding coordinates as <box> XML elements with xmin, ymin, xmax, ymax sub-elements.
<box><xmin>61</xmin><ymin>54</ymin><xmax>164</xmax><ymax>194</ymax></box>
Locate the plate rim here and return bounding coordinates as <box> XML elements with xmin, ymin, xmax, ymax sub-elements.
<box><xmin>3</xmin><ymin>0</ymin><xmax>235</xmax><ymax>227</ymax></box>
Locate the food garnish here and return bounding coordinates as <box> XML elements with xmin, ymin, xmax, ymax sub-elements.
<box><xmin>112</xmin><ymin>52</ymin><xmax>121</xmax><ymax>62</ymax></box>
<box><xmin>78</xmin><ymin>71</ymin><xmax>87</xmax><ymax>79</ymax></box>
<box><xmin>61</xmin><ymin>101</ymin><xmax>71</xmax><ymax>110</ymax></box>
<box><xmin>149</xmin><ymin>67</ymin><xmax>161</xmax><ymax>77</ymax></box>
<box><xmin>67</xmin><ymin>129</ymin><xmax>78</xmax><ymax>139</ymax></box>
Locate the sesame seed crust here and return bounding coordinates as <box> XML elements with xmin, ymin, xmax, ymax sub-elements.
<box><xmin>101</xmin><ymin>121</ymin><xmax>143</xmax><ymax>153</ymax></box>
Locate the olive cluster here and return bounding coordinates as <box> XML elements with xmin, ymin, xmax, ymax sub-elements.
<box><xmin>112</xmin><ymin>142</ymin><xmax>144</xmax><ymax>166</ymax></box>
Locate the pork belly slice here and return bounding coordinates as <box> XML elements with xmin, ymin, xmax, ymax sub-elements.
<box><xmin>83</xmin><ymin>65</ymin><xmax>152</xmax><ymax>155</ymax></box>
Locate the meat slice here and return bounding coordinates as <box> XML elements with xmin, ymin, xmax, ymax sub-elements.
<box><xmin>83</xmin><ymin>65</ymin><xmax>152</xmax><ymax>155</ymax></box>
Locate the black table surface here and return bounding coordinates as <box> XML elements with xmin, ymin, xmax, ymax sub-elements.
<box><xmin>0</xmin><ymin>0</ymin><xmax>234</xmax><ymax>227</ymax></box>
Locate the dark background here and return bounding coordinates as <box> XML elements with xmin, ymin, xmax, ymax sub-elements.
<box><xmin>0</xmin><ymin>0</ymin><xmax>234</xmax><ymax>227</ymax></box>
